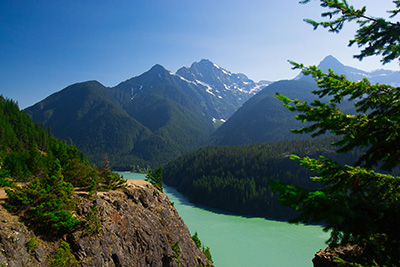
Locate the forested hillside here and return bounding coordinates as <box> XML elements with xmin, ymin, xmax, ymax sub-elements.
<box><xmin>25</xmin><ymin>64</ymin><xmax>219</xmax><ymax>170</ymax></box>
<box><xmin>0</xmin><ymin>95</ymin><xmax>124</xmax><ymax>233</ymax></box>
<box><xmin>163</xmin><ymin>137</ymin><xmax>361</xmax><ymax>220</ymax></box>
<box><xmin>209</xmin><ymin>80</ymin><xmax>319</xmax><ymax>146</ymax></box>
<box><xmin>23</xmin><ymin>81</ymin><xmax>153</xmax><ymax>170</ymax></box>
<box><xmin>0</xmin><ymin>95</ymin><xmax>212</xmax><ymax>266</ymax></box>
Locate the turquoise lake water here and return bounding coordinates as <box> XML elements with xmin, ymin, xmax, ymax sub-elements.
<box><xmin>119</xmin><ymin>172</ymin><xmax>329</xmax><ymax>267</ymax></box>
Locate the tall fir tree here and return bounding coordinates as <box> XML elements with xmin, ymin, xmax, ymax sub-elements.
<box><xmin>269</xmin><ymin>1</ymin><xmax>400</xmax><ymax>266</ymax></box>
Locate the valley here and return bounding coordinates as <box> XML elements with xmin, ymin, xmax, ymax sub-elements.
<box><xmin>22</xmin><ymin>56</ymin><xmax>400</xmax><ymax>222</ymax></box>
<box><xmin>24</xmin><ymin>55</ymin><xmax>398</xmax><ymax>170</ymax></box>
<box><xmin>2</xmin><ymin>55</ymin><xmax>400</xmax><ymax>266</ymax></box>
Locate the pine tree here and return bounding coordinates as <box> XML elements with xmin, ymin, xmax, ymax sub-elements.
<box><xmin>145</xmin><ymin>167</ymin><xmax>163</xmax><ymax>191</ymax></box>
<box><xmin>269</xmin><ymin>1</ymin><xmax>400</xmax><ymax>266</ymax></box>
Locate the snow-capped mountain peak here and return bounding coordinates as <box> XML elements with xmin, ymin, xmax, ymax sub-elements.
<box><xmin>177</xmin><ymin>59</ymin><xmax>268</xmax><ymax>97</ymax></box>
<box><xmin>296</xmin><ymin>55</ymin><xmax>400</xmax><ymax>86</ymax></box>
<box><xmin>175</xmin><ymin>59</ymin><xmax>270</xmax><ymax>120</ymax></box>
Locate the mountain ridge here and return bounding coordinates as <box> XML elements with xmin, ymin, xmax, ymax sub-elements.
<box><xmin>24</xmin><ymin>56</ymin><xmax>400</xmax><ymax>168</ymax></box>
<box><xmin>26</xmin><ymin>59</ymin><xmax>268</xmax><ymax>169</ymax></box>
<box><xmin>176</xmin><ymin>59</ymin><xmax>270</xmax><ymax>120</ymax></box>
<box><xmin>297</xmin><ymin>55</ymin><xmax>400</xmax><ymax>86</ymax></box>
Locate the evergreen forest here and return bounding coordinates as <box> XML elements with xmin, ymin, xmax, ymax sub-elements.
<box><xmin>0</xmin><ymin>95</ymin><xmax>125</xmax><ymax>235</ymax></box>
<box><xmin>163</xmin><ymin>137</ymin><xmax>369</xmax><ymax>220</ymax></box>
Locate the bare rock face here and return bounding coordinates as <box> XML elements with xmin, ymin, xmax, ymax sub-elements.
<box><xmin>0</xmin><ymin>205</ymin><xmax>44</xmax><ymax>267</ymax></box>
<box><xmin>0</xmin><ymin>181</ymin><xmax>212</xmax><ymax>267</ymax></box>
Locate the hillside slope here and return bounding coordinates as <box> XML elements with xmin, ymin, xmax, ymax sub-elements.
<box><xmin>25</xmin><ymin>81</ymin><xmax>152</xmax><ymax>167</ymax></box>
<box><xmin>210</xmin><ymin>79</ymin><xmax>319</xmax><ymax>145</ymax></box>
<box><xmin>24</xmin><ymin>59</ymin><xmax>269</xmax><ymax>169</ymax></box>
<box><xmin>163</xmin><ymin>137</ymin><xmax>354</xmax><ymax>220</ymax></box>
<box><xmin>25</xmin><ymin>65</ymin><xmax>216</xmax><ymax>169</ymax></box>
<box><xmin>0</xmin><ymin>95</ymin><xmax>212</xmax><ymax>266</ymax></box>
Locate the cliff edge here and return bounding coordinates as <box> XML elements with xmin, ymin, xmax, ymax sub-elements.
<box><xmin>0</xmin><ymin>180</ymin><xmax>212</xmax><ymax>266</ymax></box>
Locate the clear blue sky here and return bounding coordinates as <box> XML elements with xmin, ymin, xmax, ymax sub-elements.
<box><xmin>1</xmin><ymin>0</ymin><xmax>398</xmax><ymax>109</ymax></box>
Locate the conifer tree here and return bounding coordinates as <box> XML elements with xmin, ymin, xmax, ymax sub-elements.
<box><xmin>269</xmin><ymin>1</ymin><xmax>400</xmax><ymax>266</ymax></box>
<box><xmin>145</xmin><ymin>167</ymin><xmax>163</xmax><ymax>191</ymax></box>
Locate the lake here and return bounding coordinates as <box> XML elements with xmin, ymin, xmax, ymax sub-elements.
<box><xmin>119</xmin><ymin>172</ymin><xmax>329</xmax><ymax>267</ymax></box>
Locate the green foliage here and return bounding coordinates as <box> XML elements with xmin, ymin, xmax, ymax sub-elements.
<box><xmin>27</xmin><ymin>235</ymin><xmax>39</xmax><ymax>252</ymax></box>
<box><xmin>0</xmin><ymin>96</ymin><xmax>129</xmax><ymax>236</ymax></box>
<box><xmin>269</xmin><ymin>1</ymin><xmax>400</xmax><ymax>265</ymax></box>
<box><xmin>202</xmin><ymin>246</ymin><xmax>213</xmax><ymax>264</ymax></box>
<box><xmin>192</xmin><ymin>232</ymin><xmax>213</xmax><ymax>264</ymax></box>
<box><xmin>96</xmin><ymin>156</ymin><xmax>125</xmax><ymax>191</ymax></box>
<box><xmin>170</xmin><ymin>241</ymin><xmax>181</xmax><ymax>264</ymax></box>
<box><xmin>6</xmin><ymin>160</ymin><xmax>80</xmax><ymax>235</ymax></box>
<box><xmin>50</xmin><ymin>241</ymin><xmax>79</xmax><ymax>267</ymax></box>
<box><xmin>192</xmin><ymin>232</ymin><xmax>202</xmax><ymax>249</ymax></box>
<box><xmin>83</xmin><ymin>201</ymin><xmax>102</xmax><ymax>235</ymax></box>
<box><xmin>99</xmin><ymin>170</ymin><xmax>126</xmax><ymax>190</ymax></box>
<box><xmin>277</xmin><ymin>64</ymin><xmax>400</xmax><ymax>170</ymax></box>
<box><xmin>0</xmin><ymin>95</ymin><xmax>96</xmax><ymax>186</ymax></box>
<box><xmin>0</xmin><ymin>163</ymin><xmax>13</xmax><ymax>187</ymax></box>
<box><xmin>300</xmin><ymin>0</ymin><xmax>400</xmax><ymax>64</ymax></box>
<box><xmin>145</xmin><ymin>167</ymin><xmax>163</xmax><ymax>191</ymax></box>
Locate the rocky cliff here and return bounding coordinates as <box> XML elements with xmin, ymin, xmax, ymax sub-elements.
<box><xmin>312</xmin><ymin>245</ymin><xmax>358</xmax><ymax>267</ymax></box>
<box><xmin>0</xmin><ymin>180</ymin><xmax>212</xmax><ymax>267</ymax></box>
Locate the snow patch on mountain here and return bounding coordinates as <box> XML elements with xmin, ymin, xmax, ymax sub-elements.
<box><xmin>130</xmin><ymin>85</ymin><xmax>144</xmax><ymax>100</ymax></box>
<box><xmin>196</xmin><ymin>80</ymin><xmax>215</xmax><ymax>96</ymax></box>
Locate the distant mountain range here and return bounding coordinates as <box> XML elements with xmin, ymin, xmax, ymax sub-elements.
<box><xmin>24</xmin><ymin>56</ymin><xmax>400</xmax><ymax>168</ymax></box>
<box><xmin>296</xmin><ymin>55</ymin><xmax>400</xmax><ymax>86</ymax></box>
<box><xmin>210</xmin><ymin>55</ymin><xmax>399</xmax><ymax>146</ymax></box>
<box><xmin>25</xmin><ymin>60</ymin><xmax>268</xmax><ymax>169</ymax></box>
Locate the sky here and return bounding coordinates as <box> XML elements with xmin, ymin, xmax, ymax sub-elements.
<box><xmin>1</xmin><ymin>0</ymin><xmax>399</xmax><ymax>109</ymax></box>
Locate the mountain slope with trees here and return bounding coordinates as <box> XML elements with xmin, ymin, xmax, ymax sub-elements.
<box><xmin>24</xmin><ymin>60</ymin><xmax>267</xmax><ymax>170</ymax></box>
<box><xmin>24</xmin><ymin>80</ymin><xmax>152</xmax><ymax>168</ymax></box>
<box><xmin>210</xmin><ymin>54</ymin><xmax>395</xmax><ymax>147</ymax></box>
<box><xmin>209</xmin><ymin>79</ymin><xmax>320</xmax><ymax>145</ymax></box>
<box><xmin>25</xmin><ymin>64</ymin><xmax>220</xmax><ymax>169</ymax></box>
<box><xmin>0</xmin><ymin>95</ymin><xmax>125</xmax><ymax>234</ymax></box>
<box><xmin>24</xmin><ymin>57</ymin><xmax>399</xmax><ymax>169</ymax></box>
<box><xmin>163</xmin><ymin>137</ymin><xmax>362</xmax><ymax>220</ymax></box>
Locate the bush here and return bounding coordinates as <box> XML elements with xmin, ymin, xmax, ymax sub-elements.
<box><xmin>6</xmin><ymin>160</ymin><xmax>80</xmax><ymax>235</ymax></box>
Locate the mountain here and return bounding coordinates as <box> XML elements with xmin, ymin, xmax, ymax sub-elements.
<box><xmin>110</xmin><ymin>64</ymin><xmax>217</xmax><ymax>166</ymax></box>
<box><xmin>25</xmin><ymin>56</ymin><xmax>395</xmax><ymax>167</ymax></box>
<box><xmin>176</xmin><ymin>59</ymin><xmax>270</xmax><ymax>121</ymax></box>
<box><xmin>25</xmin><ymin>80</ymin><xmax>153</xmax><ymax>168</ymax></box>
<box><xmin>209</xmin><ymin>79</ymin><xmax>320</xmax><ymax>146</ymax></box>
<box><xmin>26</xmin><ymin>60</ymin><xmax>265</xmax><ymax>169</ymax></box>
<box><xmin>297</xmin><ymin>55</ymin><xmax>400</xmax><ymax>86</ymax></box>
<box><xmin>26</xmin><ymin>65</ymin><xmax>217</xmax><ymax>169</ymax></box>
<box><xmin>211</xmin><ymin>55</ymin><xmax>399</xmax><ymax>146</ymax></box>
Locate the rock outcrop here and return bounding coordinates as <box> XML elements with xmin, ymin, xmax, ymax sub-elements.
<box><xmin>0</xmin><ymin>180</ymin><xmax>212</xmax><ymax>266</ymax></box>
<box><xmin>312</xmin><ymin>245</ymin><xmax>357</xmax><ymax>267</ymax></box>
